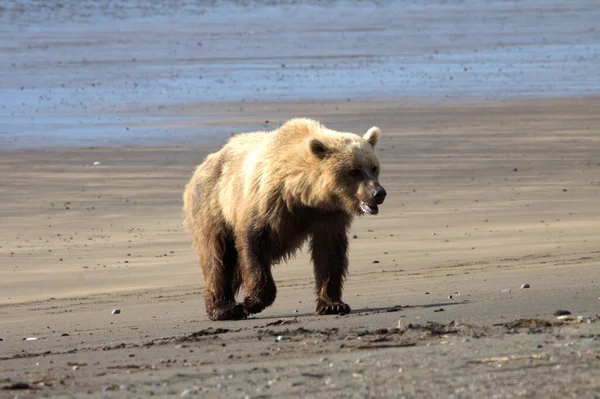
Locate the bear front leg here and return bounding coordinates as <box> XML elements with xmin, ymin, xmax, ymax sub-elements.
<box><xmin>311</xmin><ymin>228</ymin><xmax>351</xmax><ymax>315</ymax></box>
<box><xmin>237</xmin><ymin>227</ymin><xmax>277</xmax><ymax>316</ymax></box>
<box><xmin>198</xmin><ymin>234</ymin><xmax>246</xmax><ymax>321</ymax></box>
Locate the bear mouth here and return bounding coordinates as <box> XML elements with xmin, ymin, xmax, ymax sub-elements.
<box><xmin>360</xmin><ymin>202</ymin><xmax>379</xmax><ymax>215</ymax></box>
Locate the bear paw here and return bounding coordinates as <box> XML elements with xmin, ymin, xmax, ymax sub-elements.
<box><xmin>316</xmin><ymin>301</ymin><xmax>351</xmax><ymax>316</ymax></box>
<box><xmin>242</xmin><ymin>298</ymin><xmax>268</xmax><ymax>315</ymax></box>
<box><xmin>208</xmin><ymin>302</ymin><xmax>247</xmax><ymax>321</ymax></box>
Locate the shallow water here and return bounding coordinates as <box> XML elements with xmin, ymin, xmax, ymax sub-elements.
<box><xmin>1</xmin><ymin>0</ymin><xmax>599</xmax><ymax>147</ymax></box>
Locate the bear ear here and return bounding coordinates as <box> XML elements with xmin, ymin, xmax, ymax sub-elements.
<box><xmin>307</xmin><ymin>137</ymin><xmax>328</xmax><ymax>159</ymax></box>
<box><xmin>363</xmin><ymin>126</ymin><xmax>380</xmax><ymax>148</ymax></box>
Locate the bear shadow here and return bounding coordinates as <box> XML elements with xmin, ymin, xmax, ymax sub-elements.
<box><xmin>254</xmin><ymin>300</ymin><xmax>469</xmax><ymax>320</ymax></box>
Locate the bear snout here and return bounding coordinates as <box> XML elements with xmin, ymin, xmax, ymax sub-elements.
<box><xmin>373</xmin><ymin>186</ymin><xmax>387</xmax><ymax>205</ymax></box>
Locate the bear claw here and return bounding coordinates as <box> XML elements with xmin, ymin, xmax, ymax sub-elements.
<box><xmin>316</xmin><ymin>302</ymin><xmax>351</xmax><ymax>316</ymax></box>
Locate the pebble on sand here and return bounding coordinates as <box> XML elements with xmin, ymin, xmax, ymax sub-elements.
<box><xmin>112</xmin><ymin>309</ymin><xmax>121</xmax><ymax>314</ymax></box>
<box><xmin>521</xmin><ymin>283</ymin><xmax>531</xmax><ymax>289</ymax></box>
<box><xmin>276</xmin><ymin>335</ymin><xmax>291</xmax><ymax>342</ymax></box>
<box><xmin>24</xmin><ymin>337</ymin><xmax>38</xmax><ymax>341</ymax></box>
<box><xmin>501</xmin><ymin>289</ymin><xmax>511</xmax><ymax>293</ymax></box>
<box><xmin>553</xmin><ymin>310</ymin><xmax>571</xmax><ymax>316</ymax></box>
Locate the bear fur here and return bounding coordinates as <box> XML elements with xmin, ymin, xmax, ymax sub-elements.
<box><xmin>183</xmin><ymin>118</ymin><xmax>386</xmax><ymax>321</ymax></box>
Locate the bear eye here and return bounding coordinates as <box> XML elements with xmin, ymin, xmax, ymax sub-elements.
<box><xmin>371</xmin><ymin>165</ymin><xmax>378</xmax><ymax>174</ymax></box>
<box><xmin>350</xmin><ymin>168</ymin><xmax>361</xmax><ymax>179</ymax></box>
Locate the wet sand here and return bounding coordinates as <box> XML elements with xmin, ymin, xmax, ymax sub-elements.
<box><xmin>2</xmin><ymin>98</ymin><xmax>600</xmax><ymax>398</ymax></box>
<box><xmin>2</xmin><ymin>0</ymin><xmax>600</xmax><ymax>148</ymax></box>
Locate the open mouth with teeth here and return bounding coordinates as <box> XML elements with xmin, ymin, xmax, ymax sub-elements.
<box><xmin>360</xmin><ymin>202</ymin><xmax>379</xmax><ymax>215</ymax></box>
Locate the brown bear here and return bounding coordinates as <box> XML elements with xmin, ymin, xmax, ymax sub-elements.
<box><xmin>183</xmin><ymin>118</ymin><xmax>386</xmax><ymax>321</ymax></box>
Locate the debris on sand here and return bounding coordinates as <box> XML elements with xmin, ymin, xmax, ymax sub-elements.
<box><xmin>149</xmin><ymin>328</ymin><xmax>234</xmax><ymax>346</ymax></box>
<box><xmin>385</xmin><ymin>305</ymin><xmax>403</xmax><ymax>313</ymax></box>
<box><xmin>557</xmin><ymin>315</ymin><xmax>591</xmax><ymax>324</ymax></box>
<box><xmin>402</xmin><ymin>321</ymin><xmax>461</xmax><ymax>336</ymax></box>
<box><xmin>2</xmin><ymin>382</ymin><xmax>37</xmax><ymax>390</ymax></box>
<box><xmin>112</xmin><ymin>309</ymin><xmax>121</xmax><ymax>314</ymax></box>
<box><xmin>343</xmin><ymin>341</ymin><xmax>416</xmax><ymax>351</ymax></box>
<box><xmin>178</xmin><ymin>328</ymin><xmax>230</xmax><ymax>342</ymax></box>
<box><xmin>494</xmin><ymin>318</ymin><xmax>554</xmax><ymax>330</ymax></box>
<box><xmin>265</xmin><ymin>317</ymin><xmax>298</xmax><ymax>327</ymax></box>
<box><xmin>469</xmin><ymin>353</ymin><xmax>546</xmax><ymax>364</ymax></box>
<box><xmin>276</xmin><ymin>335</ymin><xmax>292</xmax><ymax>342</ymax></box>
<box><xmin>521</xmin><ymin>283</ymin><xmax>531</xmax><ymax>289</ymax></box>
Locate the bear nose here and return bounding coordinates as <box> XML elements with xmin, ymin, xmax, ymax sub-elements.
<box><xmin>373</xmin><ymin>186</ymin><xmax>387</xmax><ymax>204</ymax></box>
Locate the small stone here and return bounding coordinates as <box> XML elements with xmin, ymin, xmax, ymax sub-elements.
<box><xmin>500</xmin><ymin>289</ymin><xmax>511</xmax><ymax>293</ymax></box>
<box><xmin>372</xmin><ymin>260</ymin><xmax>379</xmax><ymax>264</ymax></box>
<box><xmin>276</xmin><ymin>335</ymin><xmax>291</xmax><ymax>342</ymax></box>
<box><xmin>93</xmin><ymin>161</ymin><xmax>102</xmax><ymax>166</ymax></box>
<box><xmin>352</xmin><ymin>235</ymin><xmax>358</xmax><ymax>239</ymax></box>
<box><xmin>60</xmin><ymin>333</ymin><xmax>69</xmax><ymax>337</ymax></box>
<box><xmin>553</xmin><ymin>310</ymin><xmax>571</xmax><ymax>316</ymax></box>
<box><xmin>112</xmin><ymin>309</ymin><xmax>121</xmax><ymax>314</ymax></box>
<box><xmin>319</xmin><ymin>357</ymin><xmax>328</xmax><ymax>362</ymax></box>
<box><xmin>25</xmin><ymin>337</ymin><xmax>38</xmax><ymax>341</ymax></box>
<box><xmin>521</xmin><ymin>283</ymin><xmax>530</xmax><ymax>289</ymax></box>
<box><xmin>294</xmin><ymin>309</ymin><xmax>299</xmax><ymax>313</ymax></box>
<box><xmin>448</xmin><ymin>295</ymin><xmax>453</xmax><ymax>299</ymax></box>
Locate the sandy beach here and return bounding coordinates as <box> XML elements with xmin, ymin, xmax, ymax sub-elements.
<box><xmin>1</xmin><ymin>1</ymin><xmax>600</xmax><ymax>398</ymax></box>
<box><xmin>2</xmin><ymin>97</ymin><xmax>600</xmax><ymax>398</ymax></box>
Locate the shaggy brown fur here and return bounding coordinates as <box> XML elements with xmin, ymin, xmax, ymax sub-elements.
<box><xmin>183</xmin><ymin>118</ymin><xmax>386</xmax><ymax>321</ymax></box>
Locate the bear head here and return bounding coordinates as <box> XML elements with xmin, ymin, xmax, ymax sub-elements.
<box><xmin>304</xmin><ymin>125</ymin><xmax>387</xmax><ymax>216</ymax></box>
